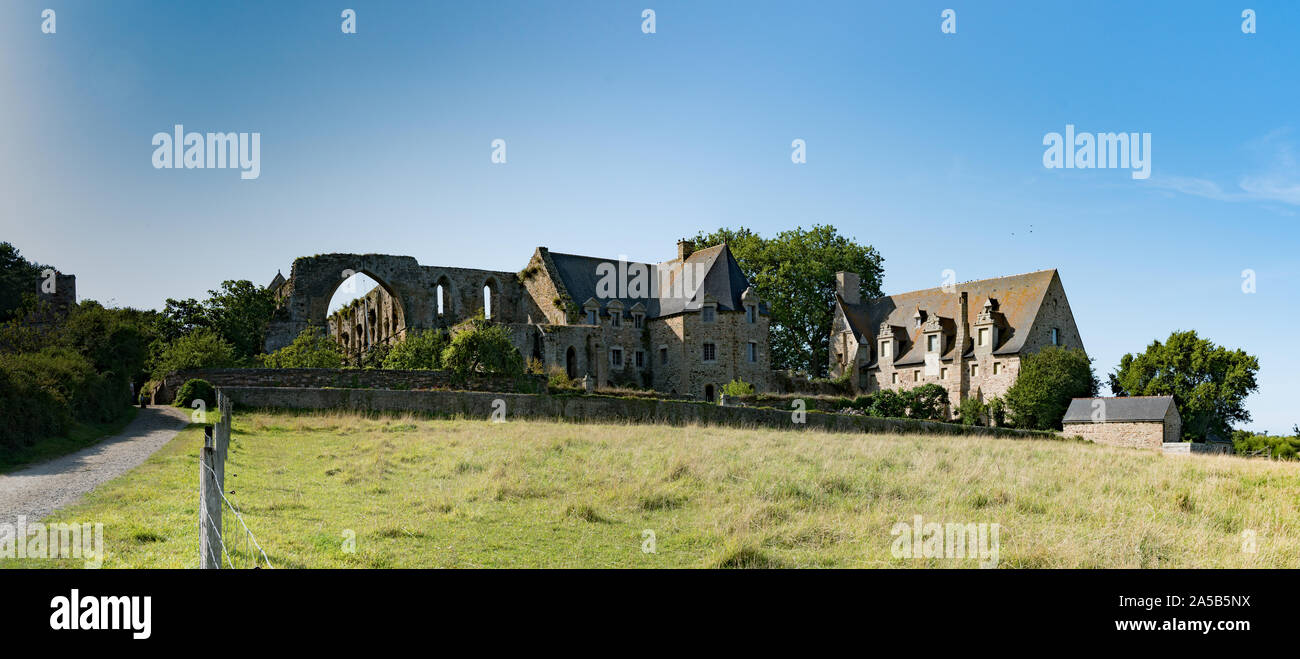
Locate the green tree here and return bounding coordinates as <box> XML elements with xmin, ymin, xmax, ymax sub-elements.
<box><xmin>259</xmin><ymin>325</ymin><xmax>343</xmax><ymax>368</ymax></box>
<box><xmin>150</xmin><ymin>328</ymin><xmax>237</xmax><ymax>379</ymax></box>
<box><xmin>1004</xmin><ymin>347</ymin><xmax>1099</xmax><ymax>430</ymax></box>
<box><xmin>203</xmin><ymin>280</ymin><xmax>276</xmax><ymax>360</ymax></box>
<box><xmin>382</xmin><ymin>329</ymin><xmax>450</xmax><ymax>370</ymax></box>
<box><xmin>0</xmin><ymin>242</ymin><xmax>44</xmax><ymax>322</ymax></box>
<box><xmin>153</xmin><ymin>297</ymin><xmax>210</xmax><ymax>343</ymax></box>
<box><xmin>58</xmin><ymin>301</ymin><xmax>152</xmax><ymax>381</ymax></box>
<box><xmin>691</xmin><ymin>225</ymin><xmax>884</xmax><ymax>376</ymax></box>
<box><xmin>441</xmin><ymin>320</ymin><xmax>525</xmax><ymax>378</ymax></box>
<box><xmin>1109</xmin><ymin>330</ymin><xmax>1259</xmax><ymax>441</ymax></box>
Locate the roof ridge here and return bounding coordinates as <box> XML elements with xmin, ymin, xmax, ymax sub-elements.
<box><xmin>866</xmin><ymin>268</ymin><xmax>1057</xmax><ymax>303</ymax></box>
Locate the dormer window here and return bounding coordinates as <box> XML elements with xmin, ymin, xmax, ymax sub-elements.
<box><xmin>633</xmin><ymin>313</ymin><xmax>644</xmax><ymax>329</ymax></box>
<box><xmin>913</xmin><ymin>309</ymin><xmax>924</xmax><ymax>329</ymax></box>
<box><xmin>879</xmin><ymin>341</ymin><xmax>891</xmax><ymax>359</ymax></box>
<box><xmin>701</xmin><ymin>304</ymin><xmax>716</xmax><ymax>323</ymax></box>
<box><xmin>611</xmin><ymin>312</ymin><xmax>621</xmax><ymax>328</ymax></box>
<box><xmin>927</xmin><ymin>334</ymin><xmax>939</xmax><ymax>352</ymax></box>
<box><xmin>977</xmin><ymin>327</ymin><xmax>990</xmax><ymax>347</ymax></box>
<box><xmin>745</xmin><ymin>304</ymin><xmax>756</xmax><ymax>323</ymax></box>
<box><xmin>586</xmin><ymin>309</ymin><xmax>597</xmax><ymax>325</ymax></box>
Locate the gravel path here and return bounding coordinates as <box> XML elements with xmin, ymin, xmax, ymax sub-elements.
<box><xmin>0</xmin><ymin>406</ymin><xmax>192</xmax><ymax>525</ymax></box>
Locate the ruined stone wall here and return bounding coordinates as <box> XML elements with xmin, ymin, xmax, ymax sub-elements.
<box><xmin>265</xmin><ymin>253</ymin><xmax>524</xmax><ymax>353</ymax></box>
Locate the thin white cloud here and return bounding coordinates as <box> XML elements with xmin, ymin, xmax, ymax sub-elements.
<box><xmin>1150</xmin><ymin>128</ymin><xmax>1300</xmax><ymax>206</ymax></box>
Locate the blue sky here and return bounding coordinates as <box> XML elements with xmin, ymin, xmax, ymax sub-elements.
<box><xmin>2</xmin><ymin>1</ymin><xmax>1297</xmax><ymax>433</ymax></box>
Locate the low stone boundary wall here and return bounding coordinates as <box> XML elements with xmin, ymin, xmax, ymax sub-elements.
<box><xmin>158</xmin><ymin>368</ymin><xmax>546</xmax><ymax>403</ymax></box>
<box><xmin>220</xmin><ymin>386</ymin><xmax>1058</xmax><ymax>440</ymax></box>
<box><xmin>1163</xmin><ymin>442</ymin><xmax>1233</xmax><ymax>456</ymax></box>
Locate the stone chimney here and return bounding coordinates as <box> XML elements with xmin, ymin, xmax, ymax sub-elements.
<box><xmin>836</xmin><ymin>271</ymin><xmax>860</xmax><ymax>305</ymax></box>
<box><xmin>954</xmin><ymin>291</ymin><xmax>969</xmax><ymax>402</ymax></box>
<box><xmin>677</xmin><ymin>239</ymin><xmax>694</xmax><ymax>261</ymax></box>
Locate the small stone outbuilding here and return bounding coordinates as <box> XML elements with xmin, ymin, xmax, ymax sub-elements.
<box><xmin>1061</xmin><ymin>396</ymin><xmax>1181</xmax><ymax>449</ymax></box>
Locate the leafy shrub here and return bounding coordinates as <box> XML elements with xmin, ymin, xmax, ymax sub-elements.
<box><xmin>842</xmin><ymin>394</ymin><xmax>874</xmax><ymax>413</ymax></box>
<box><xmin>721</xmin><ymin>378</ymin><xmax>756</xmax><ymax>397</ymax></box>
<box><xmin>1231</xmin><ymin>430</ymin><xmax>1300</xmax><ymax>460</ymax></box>
<box><xmin>958</xmin><ymin>397</ymin><xmax>987</xmax><ymax>426</ymax></box>
<box><xmin>869</xmin><ymin>389</ymin><xmax>908</xmax><ymax>418</ymax></box>
<box><xmin>441</xmin><ymin>320</ymin><xmax>524</xmax><ymax>379</ymax></box>
<box><xmin>547</xmin><ymin>366</ymin><xmax>579</xmax><ymax>390</ymax></box>
<box><xmin>150</xmin><ymin>328</ymin><xmax>236</xmax><ymax>380</ymax></box>
<box><xmin>986</xmin><ymin>396</ymin><xmax>1006</xmax><ymax>426</ymax></box>
<box><xmin>1004</xmin><ymin>347</ymin><xmax>1098</xmax><ymax>430</ymax></box>
<box><xmin>0</xmin><ymin>358</ymin><xmax>71</xmax><ymax>449</ymax></box>
<box><xmin>260</xmin><ymin>326</ymin><xmax>343</xmax><ymax>369</ymax></box>
<box><xmin>907</xmin><ymin>384</ymin><xmax>950</xmax><ymax>421</ymax></box>
<box><xmin>173</xmin><ymin>379</ymin><xmax>215</xmax><ymax>409</ymax></box>
<box><xmin>0</xmin><ymin>347</ymin><xmax>129</xmax><ymax>450</ymax></box>
<box><xmin>382</xmin><ymin>329</ymin><xmax>449</xmax><ymax>370</ymax></box>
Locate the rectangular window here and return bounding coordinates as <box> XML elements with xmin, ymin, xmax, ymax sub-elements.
<box><xmin>978</xmin><ymin>327</ymin><xmax>989</xmax><ymax>347</ymax></box>
<box><xmin>891</xmin><ymin>372</ymin><xmax>898</xmax><ymax>385</ymax></box>
<box><xmin>635</xmin><ymin>350</ymin><xmax>645</xmax><ymax>368</ymax></box>
<box><xmin>940</xmin><ymin>367</ymin><xmax>948</xmax><ymax>380</ymax></box>
<box><xmin>611</xmin><ymin>313</ymin><xmax>621</xmax><ymax>327</ymax></box>
<box><xmin>913</xmin><ymin>370</ymin><xmax>920</xmax><ymax>382</ymax></box>
<box><xmin>927</xmin><ymin>334</ymin><xmax>938</xmax><ymax>352</ymax></box>
<box><xmin>971</xmin><ymin>363</ymin><xmax>979</xmax><ymax>377</ymax></box>
<box><xmin>880</xmin><ymin>342</ymin><xmax>890</xmax><ymax>359</ymax></box>
<box><xmin>610</xmin><ymin>348</ymin><xmax>623</xmax><ymax>367</ymax></box>
<box><xmin>702</xmin><ymin>306</ymin><xmax>716</xmax><ymax>323</ymax></box>
<box><xmin>993</xmin><ymin>362</ymin><xmax>1002</xmax><ymax>375</ymax></box>
<box><xmin>746</xmin><ymin>305</ymin><xmax>756</xmax><ymax>323</ymax></box>
<box><xmin>634</xmin><ymin>314</ymin><xmax>643</xmax><ymax>329</ymax></box>
<box><xmin>747</xmin><ymin>342</ymin><xmax>757</xmax><ymax>363</ymax></box>
<box><xmin>702</xmin><ymin>342</ymin><xmax>716</xmax><ymax>362</ymax></box>
<box><xmin>586</xmin><ymin>310</ymin><xmax>597</xmax><ymax>325</ymax></box>
<box><xmin>660</xmin><ymin>347</ymin><xmax>668</xmax><ymax>365</ymax></box>
<box><xmin>1051</xmin><ymin>328</ymin><xmax>1060</xmax><ymax>346</ymax></box>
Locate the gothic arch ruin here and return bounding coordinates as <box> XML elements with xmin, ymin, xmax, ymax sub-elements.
<box><xmin>264</xmin><ymin>253</ymin><xmax>524</xmax><ymax>354</ymax></box>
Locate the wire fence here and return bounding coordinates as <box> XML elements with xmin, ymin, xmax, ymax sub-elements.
<box><xmin>199</xmin><ymin>390</ymin><xmax>273</xmax><ymax>569</ymax></box>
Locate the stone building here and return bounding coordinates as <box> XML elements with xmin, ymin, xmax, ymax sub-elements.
<box><xmin>827</xmin><ymin>269</ymin><xmax>1084</xmax><ymax>416</ymax></box>
<box><xmin>267</xmin><ymin>241</ymin><xmax>771</xmax><ymax>400</ymax></box>
<box><xmin>1061</xmin><ymin>396</ymin><xmax>1181</xmax><ymax>449</ymax></box>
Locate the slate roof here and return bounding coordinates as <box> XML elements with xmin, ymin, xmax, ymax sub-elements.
<box><xmin>839</xmin><ymin>269</ymin><xmax>1058</xmax><ymax>365</ymax></box>
<box><xmin>1061</xmin><ymin>396</ymin><xmax>1177</xmax><ymax>424</ymax></box>
<box><xmin>546</xmin><ymin>244</ymin><xmax>763</xmax><ymax>319</ymax></box>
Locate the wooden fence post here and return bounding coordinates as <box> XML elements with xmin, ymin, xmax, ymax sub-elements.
<box><xmin>199</xmin><ymin>434</ymin><xmax>222</xmax><ymax>569</ymax></box>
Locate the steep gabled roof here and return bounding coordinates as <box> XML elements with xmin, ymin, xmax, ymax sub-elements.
<box><xmin>1062</xmin><ymin>396</ymin><xmax>1178</xmax><ymax>424</ymax></box>
<box><xmin>839</xmin><ymin>269</ymin><xmax>1057</xmax><ymax>365</ymax></box>
<box><xmin>546</xmin><ymin>243</ymin><xmax>762</xmax><ymax>319</ymax></box>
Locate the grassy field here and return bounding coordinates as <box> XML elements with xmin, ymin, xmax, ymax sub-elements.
<box><xmin>5</xmin><ymin>410</ymin><xmax>1299</xmax><ymax>568</ymax></box>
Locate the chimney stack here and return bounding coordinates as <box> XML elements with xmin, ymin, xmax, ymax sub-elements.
<box><xmin>677</xmin><ymin>239</ymin><xmax>695</xmax><ymax>261</ymax></box>
<box><xmin>836</xmin><ymin>271</ymin><xmax>860</xmax><ymax>305</ymax></box>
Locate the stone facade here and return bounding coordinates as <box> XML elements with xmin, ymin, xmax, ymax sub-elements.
<box><xmin>267</xmin><ymin>241</ymin><xmax>772</xmax><ymax>400</ymax></box>
<box><xmin>829</xmin><ymin>269</ymin><xmax>1085</xmax><ymax>419</ymax></box>
<box><xmin>1066</xmin><ymin>421</ymin><xmax>1165</xmax><ymax>449</ymax></box>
